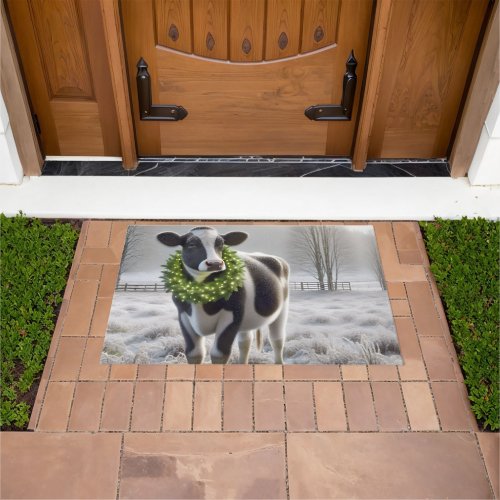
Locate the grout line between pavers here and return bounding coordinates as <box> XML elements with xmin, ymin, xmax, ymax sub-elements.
<box><xmin>403</xmin><ymin>281</ymin><xmax>443</xmax><ymax>431</ymax></box>
<box><xmin>220</xmin><ymin>378</ymin><xmax>225</xmax><ymax>432</ymax></box>
<box><xmin>252</xmin><ymin>365</ymin><xmax>256</xmax><ymax>432</ymax></box>
<box><xmin>368</xmin><ymin>381</ymin><xmax>380</xmax><ymax>432</ymax></box>
<box><xmin>37</xmin><ymin>428</ymin><xmax>483</xmax><ymax>434</ymax></box>
<box><xmin>159</xmin><ymin>380</ymin><xmax>167</xmax><ymax>433</ymax></box>
<box><xmin>115</xmin><ymin>433</ymin><xmax>125</xmax><ymax>500</ymax></box>
<box><xmin>311</xmin><ymin>382</ymin><xmax>319</xmax><ymax>432</ymax></box>
<box><xmin>127</xmin><ymin>380</ymin><xmax>137</xmax><ymax>432</ymax></box>
<box><xmin>190</xmin><ymin>380</ymin><xmax>196</xmax><ymax>432</ymax></box>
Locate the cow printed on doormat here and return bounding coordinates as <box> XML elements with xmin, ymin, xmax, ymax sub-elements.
<box><xmin>101</xmin><ymin>224</ymin><xmax>402</xmax><ymax>365</ymax></box>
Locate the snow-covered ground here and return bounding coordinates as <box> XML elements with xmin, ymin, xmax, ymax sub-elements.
<box><xmin>101</xmin><ymin>289</ymin><xmax>401</xmax><ymax>365</ymax></box>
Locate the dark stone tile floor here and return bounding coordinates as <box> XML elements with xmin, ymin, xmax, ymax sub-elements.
<box><xmin>42</xmin><ymin>158</ymin><xmax>450</xmax><ymax>177</ymax></box>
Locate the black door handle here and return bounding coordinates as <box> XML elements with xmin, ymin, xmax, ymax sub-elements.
<box><xmin>305</xmin><ymin>51</ymin><xmax>357</xmax><ymax>121</ymax></box>
<box><xmin>136</xmin><ymin>58</ymin><xmax>188</xmax><ymax>121</ymax></box>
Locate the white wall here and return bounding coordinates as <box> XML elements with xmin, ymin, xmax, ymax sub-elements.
<box><xmin>468</xmin><ymin>84</ymin><xmax>500</xmax><ymax>186</ymax></box>
<box><xmin>0</xmin><ymin>91</ymin><xmax>23</xmax><ymax>185</ymax></box>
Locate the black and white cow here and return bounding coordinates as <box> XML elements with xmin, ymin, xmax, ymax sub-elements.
<box><xmin>157</xmin><ymin>227</ymin><xmax>289</xmax><ymax>364</ymax></box>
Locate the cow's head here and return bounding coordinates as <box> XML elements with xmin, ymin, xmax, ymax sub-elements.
<box><xmin>157</xmin><ymin>227</ymin><xmax>248</xmax><ymax>279</ymax></box>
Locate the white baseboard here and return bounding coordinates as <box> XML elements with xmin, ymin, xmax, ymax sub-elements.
<box><xmin>44</xmin><ymin>156</ymin><xmax>123</xmax><ymax>162</ymax></box>
<box><xmin>0</xmin><ymin>176</ymin><xmax>499</xmax><ymax>220</ymax></box>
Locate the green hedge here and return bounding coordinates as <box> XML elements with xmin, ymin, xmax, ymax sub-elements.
<box><xmin>420</xmin><ymin>218</ymin><xmax>499</xmax><ymax>430</ymax></box>
<box><xmin>1</xmin><ymin>214</ymin><xmax>79</xmax><ymax>429</ymax></box>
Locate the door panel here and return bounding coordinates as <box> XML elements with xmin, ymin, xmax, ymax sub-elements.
<box><xmin>122</xmin><ymin>0</ymin><xmax>373</xmax><ymax>156</ymax></box>
<box><xmin>368</xmin><ymin>0</ymin><xmax>489</xmax><ymax>158</ymax></box>
<box><xmin>6</xmin><ymin>0</ymin><xmax>120</xmax><ymax>156</ymax></box>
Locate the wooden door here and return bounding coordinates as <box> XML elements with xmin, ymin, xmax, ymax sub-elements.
<box><xmin>122</xmin><ymin>0</ymin><xmax>373</xmax><ymax>156</ymax></box>
<box><xmin>6</xmin><ymin>0</ymin><xmax>121</xmax><ymax>156</ymax></box>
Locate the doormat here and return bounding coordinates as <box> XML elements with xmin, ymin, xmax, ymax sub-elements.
<box><xmin>101</xmin><ymin>224</ymin><xmax>402</xmax><ymax>365</ymax></box>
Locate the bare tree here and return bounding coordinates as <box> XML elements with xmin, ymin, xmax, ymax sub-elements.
<box><xmin>367</xmin><ymin>236</ymin><xmax>386</xmax><ymax>290</ymax></box>
<box><xmin>293</xmin><ymin>227</ymin><xmax>325</xmax><ymax>287</ymax></box>
<box><xmin>294</xmin><ymin>226</ymin><xmax>349</xmax><ymax>290</ymax></box>
<box><xmin>319</xmin><ymin>226</ymin><xmax>348</xmax><ymax>290</ymax></box>
<box><xmin>118</xmin><ymin>226</ymin><xmax>144</xmax><ymax>278</ymax></box>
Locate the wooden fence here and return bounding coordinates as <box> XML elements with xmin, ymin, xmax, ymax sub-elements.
<box><xmin>115</xmin><ymin>281</ymin><xmax>351</xmax><ymax>292</ymax></box>
<box><xmin>289</xmin><ymin>281</ymin><xmax>351</xmax><ymax>291</ymax></box>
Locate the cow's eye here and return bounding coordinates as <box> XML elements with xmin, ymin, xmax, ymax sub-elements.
<box><xmin>187</xmin><ymin>242</ymin><xmax>196</xmax><ymax>248</ymax></box>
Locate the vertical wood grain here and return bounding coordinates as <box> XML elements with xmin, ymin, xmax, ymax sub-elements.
<box><xmin>100</xmin><ymin>0</ymin><xmax>138</xmax><ymax>167</ymax></box>
<box><xmin>6</xmin><ymin>0</ymin><xmax>61</xmax><ymax>154</ymax></box>
<box><xmin>156</xmin><ymin>0</ymin><xmax>192</xmax><ymax>54</ymax></box>
<box><xmin>1</xmin><ymin>3</ymin><xmax>43</xmax><ymax>175</ymax></box>
<box><xmin>325</xmin><ymin>0</ymin><xmax>373</xmax><ymax>155</ymax></box>
<box><xmin>368</xmin><ymin>0</ymin><xmax>489</xmax><ymax>159</ymax></box>
<box><xmin>229</xmin><ymin>0</ymin><xmax>265</xmax><ymax>62</ymax></box>
<box><xmin>450</xmin><ymin>0</ymin><xmax>499</xmax><ymax>177</ymax></box>
<box><xmin>29</xmin><ymin>0</ymin><xmax>94</xmax><ymax>98</ymax></box>
<box><xmin>120</xmin><ymin>0</ymin><xmax>161</xmax><ymax>156</ymax></box>
<box><xmin>352</xmin><ymin>0</ymin><xmax>394</xmax><ymax>170</ymax></box>
<box><xmin>192</xmin><ymin>0</ymin><xmax>228</xmax><ymax>60</ymax></box>
<box><xmin>81</xmin><ymin>0</ymin><xmax>121</xmax><ymax>156</ymax></box>
<box><xmin>301</xmin><ymin>0</ymin><xmax>340</xmax><ymax>53</ymax></box>
<box><xmin>265</xmin><ymin>0</ymin><xmax>302</xmax><ymax>60</ymax></box>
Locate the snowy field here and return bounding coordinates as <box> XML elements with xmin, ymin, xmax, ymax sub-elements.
<box><xmin>101</xmin><ymin>290</ymin><xmax>402</xmax><ymax>365</ymax></box>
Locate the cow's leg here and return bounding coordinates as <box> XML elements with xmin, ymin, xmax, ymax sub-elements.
<box><xmin>268</xmin><ymin>299</ymin><xmax>289</xmax><ymax>364</ymax></box>
<box><xmin>237</xmin><ymin>330</ymin><xmax>254</xmax><ymax>364</ymax></box>
<box><xmin>210</xmin><ymin>310</ymin><xmax>240</xmax><ymax>364</ymax></box>
<box><xmin>179</xmin><ymin>313</ymin><xmax>206</xmax><ymax>364</ymax></box>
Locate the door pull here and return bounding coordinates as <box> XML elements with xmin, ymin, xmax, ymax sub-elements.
<box><xmin>305</xmin><ymin>51</ymin><xmax>357</xmax><ymax>121</ymax></box>
<box><xmin>136</xmin><ymin>58</ymin><xmax>188</xmax><ymax>121</ymax></box>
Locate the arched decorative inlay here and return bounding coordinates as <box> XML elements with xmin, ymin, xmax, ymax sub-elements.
<box><xmin>155</xmin><ymin>0</ymin><xmax>341</xmax><ymax>62</ymax></box>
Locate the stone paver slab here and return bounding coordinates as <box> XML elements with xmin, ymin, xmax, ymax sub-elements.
<box><xmin>37</xmin><ymin>381</ymin><xmax>75</xmax><ymax>431</ymax></box>
<box><xmin>100</xmin><ymin>381</ymin><xmax>134</xmax><ymax>431</ymax></box>
<box><xmin>163</xmin><ymin>381</ymin><xmax>193</xmax><ymax>431</ymax></box>
<box><xmin>285</xmin><ymin>382</ymin><xmax>315</xmax><ymax>431</ymax></box>
<box><xmin>120</xmin><ymin>433</ymin><xmax>286</xmax><ymax>499</ymax></box>
<box><xmin>50</xmin><ymin>337</ymin><xmax>86</xmax><ymax>380</ymax></box>
<box><xmin>372</xmin><ymin>381</ymin><xmax>408</xmax><ymax>431</ymax></box>
<box><xmin>432</xmin><ymin>382</ymin><xmax>476</xmax><ymax>431</ymax></box>
<box><xmin>406</xmin><ymin>281</ymin><xmax>444</xmax><ymax>336</ymax></box>
<box><xmin>254</xmin><ymin>364</ymin><xmax>282</xmax><ymax>380</ymax></box>
<box><xmin>420</xmin><ymin>336</ymin><xmax>457</xmax><ymax>380</ymax></box>
<box><xmin>167</xmin><ymin>364</ymin><xmax>195</xmax><ymax>380</ymax></box>
<box><xmin>402</xmin><ymin>382</ymin><xmax>440</xmax><ymax>431</ymax></box>
<box><xmin>342</xmin><ymin>365</ymin><xmax>368</xmax><ymax>381</ymax></box>
<box><xmin>131</xmin><ymin>381</ymin><xmax>165</xmax><ymax>432</ymax></box>
<box><xmin>224</xmin><ymin>364</ymin><xmax>253</xmax><ymax>380</ymax></box>
<box><xmin>61</xmin><ymin>280</ymin><xmax>98</xmax><ymax>336</ymax></box>
<box><xmin>477</xmin><ymin>432</ymin><xmax>499</xmax><ymax>499</ymax></box>
<box><xmin>284</xmin><ymin>364</ymin><xmax>340</xmax><ymax>380</ymax></box>
<box><xmin>314</xmin><ymin>382</ymin><xmax>347</xmax><ymax>431</ymax></box>
<box><xmin>1</xmin><ymin>433</ymin><xmax>121</xmax><ymax>499</ymax></box>
<box><xmin>223</xmin><ymin>381</ymin><xmax>253</xmax><ymax>431</ymax></box>
<box><xmin>254</xmin><ymin>382</ymin><xmax>285</xmax><ymax>431</ymax></box>
<box><xmin>68</xmin><ymin>381</ymin><xmax>105</xmax><ymax>431</ymax></box>
<box><xmin>343</xmin><ymin>382</ymin><xmax>377</xmax><ymax>431</ymax></box>
<box><xmin>288</xmin><ymin>433</ymin><xmax>492</xmax><ymax>499</ymax></box>
<box><xmin>193</xmin><ymin>382</ymin><xmax>222</xmax><ymax>431</ymax></box>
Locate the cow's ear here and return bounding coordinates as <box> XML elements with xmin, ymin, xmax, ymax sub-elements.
<box><xmin>157</xmin><ymin>232</ymin><xmax>186</xmax><ymax>247</ymax></box>
<box><xmin>222</xmin><ymin>231</ymin><xmax>248</xmax><ymax>246</ymax></box>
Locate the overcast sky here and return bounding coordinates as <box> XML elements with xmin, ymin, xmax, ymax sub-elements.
<box><xmin>118</xmin><ymin>224</ymin><xmax>384</xmax><ymax>286</ymax></box>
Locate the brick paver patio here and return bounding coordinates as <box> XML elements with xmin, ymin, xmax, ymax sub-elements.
<box><xmin>1</xmin><ymin>221</ymin><xmax>498</xmax><ymax>499</ymax></box>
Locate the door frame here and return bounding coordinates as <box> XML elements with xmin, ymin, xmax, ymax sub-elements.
<box><xmin>3</xmin><ymin>0</ymin><xmax>497</xmax><ymax>175</ymax></box>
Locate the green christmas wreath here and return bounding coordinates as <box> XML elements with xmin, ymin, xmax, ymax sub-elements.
<box><xmin>161</xmin><ymin>246</ymin><xmax>245</xmax><ymax>304</ymax></box>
